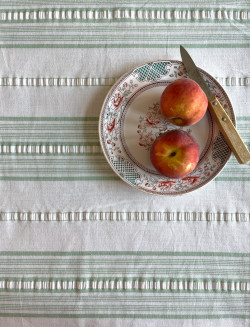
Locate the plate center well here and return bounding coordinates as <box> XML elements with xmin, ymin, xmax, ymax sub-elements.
<box><xmin>121</xmin><ymin>83</ymin><xmax>211</xmax><ymax>174</ymax></box>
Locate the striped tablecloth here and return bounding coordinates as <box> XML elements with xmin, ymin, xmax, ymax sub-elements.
<box><xmin>0</xmin><ymin>1</ymin><xmax>249</xmax><ymax>326</ymax></box>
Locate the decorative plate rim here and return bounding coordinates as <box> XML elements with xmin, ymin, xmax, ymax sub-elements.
<box><xmin>98</xmin><ymin>60</ymin><xmax>235</xmax><ymax>195</ymax></box>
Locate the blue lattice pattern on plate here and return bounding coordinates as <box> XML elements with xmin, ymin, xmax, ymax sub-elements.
<box><xmin>133</xmin><ymin>61</ymin><xmax>172</xmax><ymax>82</ymax></box>
<box><xmin>112</xmin><ymin>157</ymin><xmax>140</xmax><ymax>185</ymax></box>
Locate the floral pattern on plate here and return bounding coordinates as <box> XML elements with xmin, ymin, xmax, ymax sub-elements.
<box><xmin>137</xmin><ymin>102</ymin><xmax>192</xmax><ymax>151</ymax></box>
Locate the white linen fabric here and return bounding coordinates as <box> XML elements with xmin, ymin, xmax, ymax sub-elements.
<box><xmin>0</xmin><ymin>1</ymin><xmax>249</xmax><ymax>326</ymax></box>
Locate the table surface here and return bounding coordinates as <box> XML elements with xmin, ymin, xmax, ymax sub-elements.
<box><xmin>0</xmin><ymin>1</ymin><xmax>249</xmax><ymax>326</ymax></box>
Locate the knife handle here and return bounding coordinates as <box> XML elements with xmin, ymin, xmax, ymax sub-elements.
<box><xmin>208</xmin><ymin>97</ymin><xmax>250</xmax><ymax>164</ymax></box>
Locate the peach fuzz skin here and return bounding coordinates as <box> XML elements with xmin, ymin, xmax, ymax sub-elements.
<box><xmin>160</xmin><ymin>78</ymin><xmax>208</xmax><ymax>126</ymax></box>
<box><xmin>150</xmin><ymin>130</ymin><xmax>200</xmax><ymax>179</ymax></box>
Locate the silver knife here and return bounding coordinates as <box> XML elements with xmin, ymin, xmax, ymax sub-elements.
<box><xmin>180</xmin><ymin>45</ymin><xmax>250</xmax><ymax>164</ymax></box>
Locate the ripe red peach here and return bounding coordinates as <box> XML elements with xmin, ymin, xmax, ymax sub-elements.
<box><xmin>150</xmin><ymin>130</ymin><xmax>200</xmax><ymax>179</ymax></box>
<box><xmin>160</xmin><ymin>78</ymin><xmax>208</xmax><ymax>126</ymax></box>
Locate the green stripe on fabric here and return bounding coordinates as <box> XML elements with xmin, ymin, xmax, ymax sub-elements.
<box><xmin>0</xmin><ymin>263</ymin><xmax>247</xmax><ymax>269</ymax></box>
<box><xmin>0</xmin><ymin>306</ymin><xmax>247</xmax><ymax>312</ymax></box>
<box><xmin>0</xmin><ymin>158</ymin><xmax>106</xmax><ymax>163</ymax></box>
<box><xmin>0</xmin><ymin>294</ymin><xmax>248</xmax><ymax>302</ymax></box>
<box><xmin>0</xmin><ymin>18</ymin><xmax>249</xmax><ymax>24</ymax></box>
<box><xmin>0</xmin><ymin>289</ymin><xmax>249</xmax><ymax>294</ymax></box>
<box><xmin>215</xmin><ymin>177</ymin><xmax>250</xmax><ymax>181</ymax></box>
<box><xmin>0</xmin><ymin>256</ymin><xmax>249</xmax><ymax>264</ymax></box>
<box><xmin>237</xmin><ymin>117</ymin><xmax>250</xmax><ymax>121</ymax></box>
<box><xmin>0</xmin><ymin>170</ymin><xmax>112</xmax><ymax>174</ymax></box>
<box><xmin>0</xmin><ymin>253</ymin><xmax>248</xmax><ymax>316</ymax></box>
<box><xmin>0</xmin><ymin>38</ymin><xmax>248</xmax><ymax>43</ymax></box>
<box><xmin>0</xmin><ymin>38</ymin><xmax>248</xmax><ymax>45</ymax></box>
<box><xmin>0</xmin><ymin>125</ymin><xmax>97</xmax><ymax>128</ymax></box>
<box><xmin>0</xmin><ymin>142</ymin><xmax>100</xmax><ymax>146</ymax></box>
<box><xmin>0</xmin><ymin>270</ymin><xmax>247</xmax><ymax>276</ymax></box>
<box><xmin>0</xmin><ymin>34</ymin><xmax>249</xmax><ymax>40</ymax></box>
<box><xmin>0</xmin><ymin>26</ymin><xmax>246</xmax><ymax>34</ymax></box>
<box><xmin>0</xmin><ymin>117</ymin><xmax>98</xmax><ymax>121</ymax></box>
<box><xmin>0</xmin><ymin>262</ymin><xmax>248</xmax><ymax>269</ymax></box>
<box><xmin>0</xmin><ymin>25</ymin><xmax>249</xmax><ymax>32</ymax></box>
<box><xmin>0</xmin><ymin>313</ymin><xmax>248</xmax><ymax>319</ymax></box>
<box><xmin>0</xmin><ymin>178</ymin><xmax>248</xmax><ymax>181</ymax></box>
<box><xmin>0</xmin><ymin>136</ymin><xmax>98</xmax><ymax>140</ymax></box>
<box><xmin>0</xmin><ymin>277</ymin><xmax>249</xmax><ymax>282</ymax></box>
<box><xmin>0</xmin><ymin>289</ymin><xmax>249</xmax><ymax>295</ymax></box>
<box><xmin>0</xmin><ymin>255</ymin><xmax>250</xmax><ymax>268</ymax></box>
<box><xmin>0</xmin><ymin>116</ymin><xmax>247</xmax><ymax>123</ymax></box>
<box><xmin>1</xmin><ymin>263</ymin><xmax>249</xmax><ymax>268</ymax></box>
<box><xmin>2</xmin><ymin>115</ymin><xmax>247</xmax><ymax>181</ymax></box>
<box><xmin>1</xmin><ymin>152</ymin><xmax>103</xmax><ymax>157</ymax></box>
<box><xmin>0</xmin><ymin>177</ymin><xmax>119</xmax><ymax>181</ymax></box>
<box><xmin>0</xmin><ymin>306</ymin><xmax>247</xmax><ymax>313</ymax></box>
<box><xmin>0</xmin><ymin>252</ymin><xmax>248</xmax><ymax>257</ymax></box>
<box><xmin>0</xmin><ymin>44</ymin><xmax>249</xmax><ymax>48</ymax></box>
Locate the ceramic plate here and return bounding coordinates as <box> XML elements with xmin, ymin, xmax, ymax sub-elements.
<box><xmin>99</xmin><ymin>60</ymin><xmax>235</xmax><ymax>195</ymax></box>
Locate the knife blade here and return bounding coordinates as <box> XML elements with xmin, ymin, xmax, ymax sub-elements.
<box><xmin>180</xmin><ymin>45</ymin><xmax>250</xmax><ymax>164</ymax></box>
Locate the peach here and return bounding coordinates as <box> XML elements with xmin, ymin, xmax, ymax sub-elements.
<box><xmin>150</xmin><ymin>130</ymin><xmax>200</xmax><ymax>179</ymax></box>
<box><xmin>160</xmin><ymin>78</ymin><xmax>208</xmax><ymax>126</ymax></box>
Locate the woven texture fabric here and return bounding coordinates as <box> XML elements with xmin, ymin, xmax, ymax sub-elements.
<box><xmin>0</xmin><ymin>0</ymin><xmax>249</xmax><ymax>326</ymax></box>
